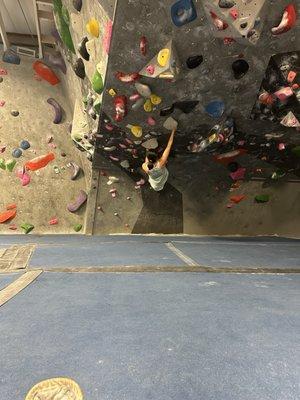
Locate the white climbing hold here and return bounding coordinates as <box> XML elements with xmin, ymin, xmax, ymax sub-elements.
<box><xmin>142</xmin><ymin>138</ymin><xmax>158</xmax><ymax>149</ymax></box>
<box><xmin>107</xmin><ymin>176</ymin><xmax>119</xmax><ymax>185</ymax></box>
<box><xmin>163</xmin><ymin>117</ymin><xmax>178</xmax><ymax>131</ymax></box>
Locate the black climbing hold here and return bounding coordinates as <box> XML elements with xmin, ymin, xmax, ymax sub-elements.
<box><xmin>228</xmin><ymin>162</ymin><xmax>239</xmax><ymax>172</ymax></box>
<box><xmin>11</xmin><ymin>110</ymin><xmax>19</xmax><ymax>117</ymax></box>
<box><xmin>20</xmin><ymin>140</ymin><xmax>30</xmax><ymax>150</ymax></box>
<box><xmin>73</xmin><ymin>58</ymin><xmax>85</xmax><ymax>79</ymax></box>
<box><xmin>73</xmin><ymin>0</ymin><xmax>82</xmax><ymax>11</ymax></box>
<box><xmin>0</xmin><ymin>77</ymin><xmax>3</xmax><ymax>83</ymax></box>
<box><xmin>78</xmin><ymin>37</ymin><xmax>90</xmax><ymax>61</ymax></box>
<box><xmin>174</xmin><ymin>100</ymin><xmax>199</xmax><ymax>114</ymax></box>
<box><xmin>240</xmin><ymin>22</ymin><xmax>248</xmax><ymax>29</ymax></box>
<box><xmin>232</xmin><ymin>59</ymin><xmax>249</xmax><ymax>79</ymax></box>
<box><xmin>218</xmin><ymin>0</ymin><xmax>235</xmax><ymax>8</ymax></box>
<box><xmin>186</xmin><ymin>55</ymin><xmax>203</xmax><ymax>69</ymax></box>
<box><xmin>160</xmin><ymin>104</ymin><xmax>175</xmax><ymax>117</ymax></box>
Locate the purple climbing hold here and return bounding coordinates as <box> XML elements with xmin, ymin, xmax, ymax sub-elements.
<box><xmin>47</xmin><ymin>98</ymin><xmax>63</xmax><ymax>124</ymax></box>
<box><xmin>73</xmin><ymin>0</ymin><xmax>82</xmax><ymax>11</ymax></box>
<box><xmin>45</xmin><ymin>52</ymin><xmax>67</xmax><ymax>74</ymax></box>
<box><xmin>67</xmin><ymin>190</ymin><xmax>87</xmax><ymax>212</ymax></box>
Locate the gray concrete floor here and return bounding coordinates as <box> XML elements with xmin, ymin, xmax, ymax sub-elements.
<box><xmin>0</xmin><ymin>272</ymin><xmax>299</xmax><ymax>400</ymax></box>
<box><xmin>0</xmin><ymin>55</ymin><xmax>87</xmax><ymax>234</ymax></box>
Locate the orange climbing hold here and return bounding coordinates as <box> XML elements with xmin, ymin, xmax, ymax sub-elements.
<box><xmin>230</xmin><ymin>195</ymin><xmax>246</xmax><ymax>204</ymax></box>
<box><xmin>0</xmin><ymin>209</ymin><xmax>17</xmax><ymax>223</ymax></box>
<box><xmin>25</xmin><ymin>152</ymin><xmax>55</xmax><ymax>171</ymax></box>
<box><xmin>33</xmin><ymin>61</ymin><xmax>60</xmax><ymax>86</ymax></box>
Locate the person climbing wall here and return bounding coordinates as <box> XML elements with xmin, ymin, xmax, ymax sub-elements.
<box><xmin>142</xmin><ymin>128</ymin><xmax>176</xmax><ymax>191</ymax></box>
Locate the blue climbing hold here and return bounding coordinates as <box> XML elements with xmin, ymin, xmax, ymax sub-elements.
<box><xmin>171</xmin><ymin>0</ymin><xmax>197</xmax><ymax>27</ymax></box>
<box><xmin>2</xmin><ymin>49</ymin><xmax>21</xmax><ymax>65</ymax></box>
<box><xmin>205</xmin><ymin>100</ymin><xmax>225</xmax><ymax>118</ymax></box>
<box><xmin>12</xmin><ymin>148</ymin><xmax>22</xmax><ymax>158</ymax></box>
<box><xmin>20</xmin><ymin>140</ymin><xmax>30</xmax><ymax>150</ymax></box>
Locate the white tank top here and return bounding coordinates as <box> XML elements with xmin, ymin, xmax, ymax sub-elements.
<box><xmin>148</xmin><ymin>164</ymin><xmax>169</xmax><ymax>191</ymax></box>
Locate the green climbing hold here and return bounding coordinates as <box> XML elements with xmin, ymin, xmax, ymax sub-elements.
<box><xmin>6</xmin><ymin>159</ymin><xmax>16</xmax><ymax>172</ymax></box>
<box><xmin>291</xmin><ymin>146</ymin><xmax>300</xmax><ymax>157</ymax></box>
<box><xmin>53</xmin><ymin>0</ymin><xmax>75</xmax><ymax>53</ymax></box>
<box><xmin>255</xmin><ymin>194</ymin><xmax>270</xmax><ymax>203</ymax></box>
<box><xmin>74</xmin><ymin>223</ymin><xmax>83</xmax><ymax>232</ymax></box>
<box><xmin>0</xmin><ymin>158</ymin><xmax>6</xmax><ymax>170</ymax></box>
<box><xmin>21</xmin><ymin>222</ymin><xmax>34</xmax><ymax>234</ymax></box>
<box><xmin>61</xmin><ymin>5</ymin><xmax>70</xmax><ymax>25</ymax></box>
<box><xmin>92</xmin><ymin>67</ymin><xmax>104</xmax><ymax>94</ymax></box>
<box><xmin>93</xmin><ymin>98</ymin><xmax>102</xmax><ymax>114</ymax></box>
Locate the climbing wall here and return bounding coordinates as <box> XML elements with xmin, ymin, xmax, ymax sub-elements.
<box><xmin>91</xmin><ymin>0</ymin><xmax>300</xmax><ymax>235</ymax></box>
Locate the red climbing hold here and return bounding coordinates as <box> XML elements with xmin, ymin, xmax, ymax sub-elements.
<box><xmin>0</xmin><ymin>209</ymin><xmax>17</xmax><ymax>223</ymax></box>
<box><xmin>140</xmin><ymin>36</ymin><xmax>147</xmax><ymax>56</ymax></box>
<box><xmin>115</xmin><ymin>72</ymin><xmax>140</xmax><ymax>83</ymax></box>
<box><xmin>49</xmin><ymin>218</ymin><xmax>58</xmax><ymax>225</ymax></box>
<box><xmin>230</xmin><ymin>195</ymin><xmax>246</xmax><ymax>204</ymax></box>
<box><xmin>33</xmin><ymin>61</ymin><xmax>60</xmax><ymax>85</ymax></box>
<box><xmin>114</xmin><ymin>95</ymin><xmax>127</xmax><ymax>122</ymax></box>
<box><xmin>271</xmin><ymin>4</ymin><xmax>297</xmax><ymax>35</ymax></box>
<box><xmin>25</xmin><ymin>152</ymin><xmax>55</xmax><ymax>171</ymax></box>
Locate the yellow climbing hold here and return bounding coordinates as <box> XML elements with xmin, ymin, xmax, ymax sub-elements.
<box><xmin>86</xmin><ymin>18</ymin><xmax>100</xmax><ymax>38</ymax></box>
<box><xmin>144</xmin><ymin>99</ymin><xmax>153</xmax><ymax>112</ymax></box>
<box><xmin>157</xmin><ymin>48</ymin><xmax>170</xmax><ymax>67</ymax></box>
<box><xmin>25</xmin><ymin>377</ymin><xmax>83</xmax><ymax>400</ymax></box>
<box><xmin>108</xmin><ymin>88</ymin><xmax>117</xmax><ymax>96</ymax></box>
<box><xmin>150</xmin><ymin>94</ymin><xmax>162</xmax><ymax>105</ymax></box>
<box><xmin>131</xmin><ymin>125</ymin><xmax>143</xmax><ymax>138</ymax></box>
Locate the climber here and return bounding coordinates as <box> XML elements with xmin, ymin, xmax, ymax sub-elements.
<box><xmin>142</xmin><ymin>128</ymin><xmax>176</xmax><ymax>191</ymax></box>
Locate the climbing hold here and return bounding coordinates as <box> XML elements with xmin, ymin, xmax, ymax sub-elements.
<box><xmin>229</xmin><ymin>8</ymin><xmax>238</xmax><ymax>19</ymax></box>
<box><xmin>104</xmin><ymin>146</ymin><xmax>117</xmax><ymax>152</ymax></box>
<box><xmin>12</xmin><ymin>148</ymin><xmax>22</xmax><ymax>158</ymax></box>
<box><xmin>135</xmin><ymin>82</ymin><xmax>152</xmax><ymax>98</ymax></box>
<box><xmin>0</xmin><ymin>69</ymin><xmax>7</xmax><ymax>75</ymax></box>
<box><xmin>271</xmin><ymin>4</ymin><xmax>297</xmax><ymax>35</ymax></box>
<box><xmin>17</xmin><ymin>167</ymin><xmax>30</xmax><ymax>186</ymax></box>
<box><xmin>49</xmin><ymin>218</ymin><xmax>58</xmax><ymax>225</ymax></box>
<box><xmin>109</xmin><ymin>155</ymin><xmax>119</xmax><ymax>162</ymax></box>
<box><xmin>33</xmin><ymin>61</ymin><xmax>60</xmax><ymax>85</ymax></box>
<box><xmin>157</xmin><ymin>48</ymin><xmax>170</xmax><ymax>67</ymax></box>
<box><xmin>47</xmin><ymin>98</ymin><xmax>63</xmax><ymax>124</ymax></box>
<box><xmin>146</xmin><ymin>65</ymin><xmax>155</xmax><ymax>75</ymax></box>
<box><xmin>61</xmin><ymin>5</ymin><xmax>70</xmax><ymax>25</ymax></box>
<box><xmin>174</xmin><ymin>101</ymin><xmax>199</xmax><ymax>114</ymax></box>
<box><xmin>92</xmin><ymin>66</ymin><xmax>104</xmax><ymax>94</ymax></box>
<box><xmin>130</xmin><ymin>125</ymin><xmax>143</xmax><ymax>138</ymax></box>
<box><xmin>147</xmin><ymin>117</ymin><xmax>156</xmax><ymax>126</ymax></box>
<box><xmin>120</xmin><ymin>160</ymin><xmax>130</xmax><ymax>169</ymax></box>
<box><xmin>210</xmin><ymin>12</ymin><xmax>228</xmax><ymax>30</ymax></box>
<box><xmin>171</xmin><ymin>0</ymin><xmax>197</xmax><ymax>27</ymax></box>
<box><xmin>0</xmin><ymin>77</ymin><xmax>3</xmax><ymax>83</ymax></box>
<box><xmin>255</xmin><ymin>194</ymin><xmax>270</xmax><ymax>203</ymax></box>
<box><xmin>25</xmin><ymin>152</ymin><xmax>55</xmax><ymax>171</ymax></box>
<box><xmin>0</xmin><ymin>100</ymin><xmax>5</xmax><ymax>107</ymax></box>
<box><xmin>67</xmin><ymin>190</ymin><xmax>88</xmax><ymax>212</ymax></box>
<box><xmin>114</xmin><ymin>95</ymin><xmax>127</xmax><ymax>122</ymax></box>
<box><xmin>160</xmin><ymin>105</ymin><xmax>175</xmax><ymax>117</ymax></box>
<box><xmin>140</xmin><ymin>36</ymin><xmax>147</xmax><ymax>56</ymax></box>
<box><xmin>0</xmin><ymin>208</ymin><xmax>16</xmax><ymax>223</ymax></box>
<box><xmin>2</xmin><ymin>49</ymin><xmax>21</xmax><ymax>65</ymax></box>
<box><xmin>287</xmin><ymin>70</ymin><xmax>297</xmax><ymax>83</ymax></box>
<box><xmin>278</xmin><ymin>143</ymin><xmax>285</xmax><ymax>151</ymax></box>
<box><xmin>150</xmin><ymin>94</ymin><xmax>162</xmax><ymax>105</ymax></box>
<box><xmin>131</xmin><ymin>98</ymin><xmax>144</xmax><ymax>111</ymax></box>
<box><xmin>0</xmin><ymin>159</ymin><xmax>5</xmax><ymax>170</ymax></box>
<box><xmin>115</xmin><ymin>71</ymin><xmax>140</xmax><ymax>83</ymax></box>
<box><xmin>73</xmin><ymin>58</ymin><xmax>85</xmax><ymax>79</ymax></box>
<box><xmin>0</xmin><ymin>145</ymin><xmax>6</xmax><ymax>153</ymax></box>
<box><xmin>21</xmin><ymin>222</ymin><xmax>34</xmax><ymax>234</ymax></box>
<box><xmin>11</xmin><ymin>110</ymin><xmax>19</xmax><ymax>117</ymax></box>
<box><xmin>6</xmin><ymin>160</ymin><xmax>16</xmax><ymax>172</ymax></box>
<box><xmin>218</xmin><ymin>0</ymin><xmax>235</xmax><ymax>8</ymax></box>
<box><xmin>186</xmin><ymin>55</ymin><xmax>203</xmax><ymax>69</ymax></box>
<box><xmin>230</xmin><ymin>195</ymin><xmax>246</xmax><ymax>204</ymax></box>
<box><xmin>72</xmin><ymin>223</ymin><xmax>82</xmax><ymax>232</ymax></box>
<box><xmin>44</xmin><ymin>52</ymin><xmax>67</xmax><ymax>74</ymax></box>
<box><xmin>103</xmin><ymin>20</ymin><xmax>113</xmax><ymax>54</ymax></box>
<box><xmin>78</xmin><ymin>37</ymin><xmax>90</xmax><ymax>61</ymax></box>
<box><xmin>129</xmin><ymin>93</ymin><xmax>140</xmax><ymax>102</ymax></box>
<box><xmin>107</xmin><ymin>176</ymin><xmax>119</xmax><ymax>185</ymax></box>
<box><xmin>232</xmin><ymin>59</ymin><xmax>249</xmax><ymax>79</ymax></box>
<box><xmin>163</xmin><ymin>117</ymin><xmax>178</xmax><ymax>131</ymax></box>
<box><xmin>280</xmin><ymin>111</ymin><xmax>300</xmax><ymax>128</ymax></box>
<box><xmin>68</xmin><ymin>162</ymin><xmax>81</xmax><ymax>180</ymax></box>
<box><xmin>73</xmin><ymin>0</ymin><xmax>82</xmax><ymax>11</ymax></box>
<box><xmin>86</xmin><ymin>18</ymin><xmax>100</xmax><ymax>38</ymax></box>
<box><xmin>205</xmin><ymin>100</ymin><xmax>225</xmax><ymax>118</ymax></box>
<box><xmin>230</xmin><ymin>167</ymin><xmax>246</xmax><ymax>181</ymax></box>
<box><xmin>274</xmin><ymin>87</ymin><xmax>293</xmax><ymax>102</ymax></box>
<box><xmin>142</xmin><ymin>138</ymin><xmax>158</xmax><ymax>149</ymax></box>
<box><xmin>108</xmin><ymin>88</ymin><xmax>117</xmax><ymax>96</ymax></box>
<box><xmin>144</xmin><ymin>99</ymin><xmax>153</xmax><ymax>112</ymax></box>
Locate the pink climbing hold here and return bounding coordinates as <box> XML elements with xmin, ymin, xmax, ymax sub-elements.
<box><xmin>271</xmin><ymin>4</ymin><xmax>297</xmax><ymax>35</ymax></box>
<box><xmin>105</xmin><ymin>124</ymin><xmax>114</xmax><ymax>131</ymax></box>
<box><xmin>49</xmin><ymin>218</ymin><xmax>58</xmax><ymax>225</ymax></box>
<box><xmin>114</xmin><ymin>95</ymin><xmax>127</xmax><ymax>122</ymax></box>
<box><xmin>287</xmin><ymin>71</ymin><xmax>297</xmax><ymax>83</ymax></box>
<box><xmin>146</xmin><ymin>65</ymin><xmax>155</xmax><ymax>75</ymax></box>
<box><xmin>103</xmin><ymin>20</ymin><xmax>113</xmax><ymax>54</ymax></box>
<box><xmin>16</xmin><ymin>167</ymin><xmax>31</xmax><ymax>186</ymax></box>
<box><xmin>0</xmin><ymin>69</ymin><xmax>7</xmax><ymax>75</ymax></box>
<box><xmin>274</xmin><ymin>87</ymin><xmax>294</xmax><ymax>102</ymax></box>
<box><xmin>147</xmin><ymin>117</ymin><xmax>156</xmax><ymax>126</ymax></box>
<box><xmin>278</xmin><ymin>143</ymin><xmax>286</xmax><ymax>151</ymax></box>
<box><xmin>210</xmin><ymin>12</ymin><xmax>228</xmax><ymax>30</ymax></box>
<box><xmin>109</xmin><ymin>155</ymin><xmax>119</xmax><ymax>162</ymax></box>
<box><xmin>229</xmin><ymin>8</ymin><xmax>238</xmax><ymax>19</ymax></box>
<box><xmin>0</xmin><ymin>100</ymin><xmax>5</xmax><ymax>107</ymax></box>
<box><xmin>230</xmin><ymin>167</ymin><xmax>246</xmax><ymax>181</ymax></box>
<box><xmin>129</xmin><ymin>93</ymin><xmax>141</xmax><ymax>102</ymax></box>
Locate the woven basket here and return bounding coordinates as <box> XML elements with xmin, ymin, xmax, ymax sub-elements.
<box><xmin>25</xmin><ymin>377</ymin><xmax>83</xmax><ymax>400</ymax></box>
